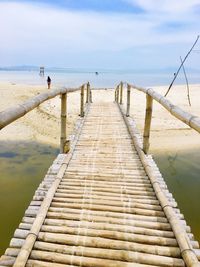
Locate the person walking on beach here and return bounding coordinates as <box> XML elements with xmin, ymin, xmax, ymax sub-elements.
<box><xmin>47</xmin><ymin>76</ymin><xmax>51</xmax><ymax>89</ymax></box>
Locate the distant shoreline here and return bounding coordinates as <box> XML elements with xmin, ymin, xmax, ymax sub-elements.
<box><xmin>0</xmin><ymin>70</ymin><xmax>200</xmax><ymax>88</ymax></box>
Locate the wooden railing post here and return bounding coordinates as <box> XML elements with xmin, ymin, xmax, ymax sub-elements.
<box><xmin>120</xmin><ymin>81</ymin><xmax>123</xmax><ymax>104</ymax></box>
<box><xmin>89</xmin><ymin>86</ymin><xmax>93</xmax><ymax>103</ymax></box>
<box><xmin>80</xmin><ymin>85</ymin><xmax>85</xmax><ymax>117</ymax></box>
<box><xmin>116</xmin><ymin>85</ymin><xmax>119</xmax><ymax>103</ymax></box>
<box><xmin>60</xmin><ymin>93</ymin><xmax>70</xmax><ymax>153</ymax></box>
<box><xmin>86</xmin><ymin>82</ymin><xmax>90</xmax><ymax>103</ymax></box>
<box><xmin>126</xmin><ymin>84</ymin><xmax>131</xmax><ymax>116</ymax></box>
<box><xmin>143</xmin><ymin>94</ymin><xmax>153</xmax><ymax>154</ymax></box>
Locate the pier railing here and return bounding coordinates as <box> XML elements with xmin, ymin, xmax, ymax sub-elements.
<box><xmin>115</xmin><ymin>82</ymin><xmax>200</xmax><ymax>154</ymax></box>
<box><xmin>0</xmin><ymin>82</ymin><xmax>92</xmax><ymax>153</ymax></box>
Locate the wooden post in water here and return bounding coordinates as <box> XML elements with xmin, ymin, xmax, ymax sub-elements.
<box><xmin>120</xmin><ymin>82</ymin><xmax>123</xmax><ymax>104</ymax></box>
<box><xmin>86</xmin><ymin>82</ymin><xmax>90</xmax><ymax>103</ymax></box>
<box><xmin>143</xmin><ymin>94</ymin><xmax>153</xmax><ymax>154</ymax></box>
<box><xmin>80</xmin><ymin>85</ymin><xmax>85</xmax><ymax>117</ymax></box>
<box><xmin>60</xmin><ymin>93</ymin><xmax>69</xmax><ymax>153</ymax></box>
<box><xmin>126</xmin><ymin>84</ymin><xmax>131</xmax><ymax>116</ymax></box>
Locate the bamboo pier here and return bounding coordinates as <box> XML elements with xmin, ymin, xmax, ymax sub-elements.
<box><xmin>0</xmin><ymin>82</ymin><xmax>200</xmax><ymax>267</ymax></box>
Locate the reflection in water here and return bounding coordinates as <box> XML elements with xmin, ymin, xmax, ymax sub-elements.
<box><xmin>167</xmin><ymin>153</ymin><xmax>178</xmax><ymax>176</ymax></box>
<box><xmin>153</xmin><ymin>149</ymin><xmax>200</xmax><ymax>244</ymax></box>
<box><xmin>0</xmin><ymin>141</ymin><xmax>59</xmax><ymax>255</ymax></box>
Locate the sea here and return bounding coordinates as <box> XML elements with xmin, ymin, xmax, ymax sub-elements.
<box><xmin>0</xmin><ymin>69</ymin><xmax>200</xmax><ymax>87</ymax></box>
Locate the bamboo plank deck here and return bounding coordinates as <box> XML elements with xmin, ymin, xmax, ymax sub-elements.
<box><xmin>1</xmin><ymin>100</ymin><xmax>200</xmax><ymax>267</ymax></box>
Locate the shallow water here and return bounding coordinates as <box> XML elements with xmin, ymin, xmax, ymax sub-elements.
<box><xmin>153</xmin><ymin>149</ymin><xmax>200</xmax><ymax>243</ymax></box>
<box><xmin>0</xmin><ymin>70</ymin><xmax>200</xmax><ymax>88</ymax></box>
<box><xmin>0</xmin><ymin>141</ymin><xmax>59</xmax><ymax>255</ymax></box>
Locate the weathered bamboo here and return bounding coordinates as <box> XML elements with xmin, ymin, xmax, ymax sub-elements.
<box><xmin>47</xmin><ymin>211</ymin><xmax>173</xmax><ymax>231</ymax></box>
<box><xmin>86</xmin><ymin>82</ymin><xmax>90</xmax><ymax>103</ymax></box>
<box><xmin>89</xmin><ymin>88</ymin><xmax>93</xmax><ymax>103</ymax></box>
<box><xmin>120</xmin><ymin>81</ymin><xmax>123</xmax><ymax>104</ymax></box>
<box><xmin>12</xmin><ymin>104</ymin><xmax>90</xmax><ymax>267</ymax></box>
<box><xmin>34</xmin><ymin>232</ymin><xmax>181</xmax><ymax>257</ymax></box>
<box><xmin>0</xmin><ymin>87</ymin><xmax>80</xmax><ymax>130</ymax></box>
<box><xmin>2</xmin><ymin>98</ymin><xmax>200</xmax><ymax>267</ymax></box>
<box><xmin>60</xmin><ymin>93</ymin><xmax>69</xmax><ymax>153</ymax></box>
<box><xmin>50</xmin><ymin>202</ymin><xmax>165</xmax><ymax>217</ymax></box>
<box><xmin>80</xmin><ymin>85</ymin><xmax>85</xmax><ymax>117</ymax></box>
<box><xmin>27</xmin><ymin>260</ymin><xmax>72</xmax><ymax>267</ymax></box>
<box><xmin>116</xmin><ymin>85</ymin><xmax>119</xmax><ymax>103</ymax></box>
<box><xmin>32</xmin><ymin>219</ymin><xmax>177</xmax><ymax>238</ymax></box>
<box><xmin>128</xmin><ymin>84</ymin><xmax>200</xmax><ymax>135</ymax></box>
<box><xmin>29</xmin><ymin>242</ymin><xmax>185</xmax><ymax>267</ymax></box>
<box><xmin>29</xmin><ymin>249</ymin><xmax>178</xmax><ymax>267</ymax></box>
<box><xmin>14</xmin><ymin>226</ymin><xmax>179</xmax><ymax>247</ymax></box>
<box><xmin>126</xmin><ymin>84</ymin><xmax>131</xmax><ymax>116</ymax></box>
<box><xmin>118</xmin><ymin>104</ymin><xmax>200</xmax><ymax>267</ymax></box>
<box><xmin>143</xmin><ymin>94</ymin><xmax>153</xmax><ymax>154</ymax></box>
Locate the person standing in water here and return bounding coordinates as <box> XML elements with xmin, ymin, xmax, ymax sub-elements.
<box><xmin>47</xmin><ymin>76</ymin><xmax>51</xmax><ymax>89</ymax></box>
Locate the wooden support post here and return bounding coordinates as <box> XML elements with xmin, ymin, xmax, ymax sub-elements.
<box><xmin>126</xmin><ymin>84</ymin><xmax>131</xmax><ymax>116</ymax></box>
<box><xmin>60</xmin><ymin>93</ymin><xmax>69</xmax><ymax>153</ymax></box>
<box><xmin>116</xmin><ymin>85</ymin><xmax>119</xmax><ymax>103</ymax></box>
<box><xmin>143</xmin><ymin>94</ymin><xmax>153</xmax><ymax>154</ymax></box>
<box><xmin>80</xmin><ymin>85</ymin><xmax>85</xmax><ymax>117</ymax></box>
<box><xmin>86</xmin><ymin>82</ymin><xmax>90</xmax><ymax>103</ymax></box>
<box><xmin>89</xmin><ymin>86</ymin><xmax>93</xmax><ymax>103</ymax></box>
<box><xmin>120</xmin><ymin>82</ymin><xmax>123</xmax><ymax>104</ymax></box>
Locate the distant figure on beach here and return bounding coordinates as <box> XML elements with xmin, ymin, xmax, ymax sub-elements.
<box><xmin>95</xmin><ymin>72</ymin><xmax>99</xmax><ymax>75</ymax></box>
<box><xmin>47</xmin><ymin>76</ymin><xmax>51</xmax><ymax>89</ymax></box>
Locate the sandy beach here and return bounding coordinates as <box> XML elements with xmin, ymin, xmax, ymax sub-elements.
<box><xmin>1</xmin><ymin>82</ymin><xmax>200</xmax><ymax>154</ymax></box>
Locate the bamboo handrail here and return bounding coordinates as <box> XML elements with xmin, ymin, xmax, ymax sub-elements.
<box><xmin>115</xmin><ymin>82</ymin><xmax>200</xmax><ymax>154</ymax></box>
<box><xmin>0</xmin><ymin>87</ymin><xmax>79</xmax><ymax>130</ymax></box>
<box><xmin>0</xmin><ymin>84</ymin><xmax>89</xmax><ymax>153</ymax></box>
<box><xmin>128</xmin><ymin>83</ymin><xmax>200</xmax><ymax>134</ymax></box>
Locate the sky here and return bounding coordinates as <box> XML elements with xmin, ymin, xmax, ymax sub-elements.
<box><xmin>0</xmin><ymin>0</ymin><xmax>200</xmax><ymax>70</ymax></box>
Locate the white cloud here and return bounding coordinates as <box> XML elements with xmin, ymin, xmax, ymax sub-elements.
<box><xmin>0</xmin><ymin>1</ymin><xmax>199</xmax><ymax>67</ymax></box>
<box><xmin>126</xmin><ymin>0</ymin><xmax>200</xmax><ymax>14</ymax></box>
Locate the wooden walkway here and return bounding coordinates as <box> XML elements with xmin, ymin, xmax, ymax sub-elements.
<box><xmin>1</xmin><ymin>100</ymin><xmax>200</xmax><ymax>267</ymax></box>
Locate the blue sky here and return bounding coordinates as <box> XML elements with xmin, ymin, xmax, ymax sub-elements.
<box><xmin>0</xmin><ymin>0</ymin><xmax>200</xmax><ymax>70</ymax></box>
